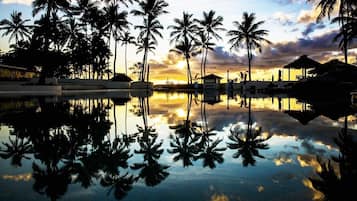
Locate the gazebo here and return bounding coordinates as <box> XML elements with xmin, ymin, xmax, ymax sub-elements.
<box><xmin>283</xmin><ymin>55</ymin><xmax>321</xmax><ymax>80</ymax></box>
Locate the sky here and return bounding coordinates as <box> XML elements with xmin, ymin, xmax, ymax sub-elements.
<box><xmin>0</xmin><ymin>0</ymin><xmax>356</xmax><ymax>83</ymax></box>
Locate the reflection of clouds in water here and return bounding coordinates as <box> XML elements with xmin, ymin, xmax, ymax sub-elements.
<box><xmin>210</xmin><ymin>194</ymin><xmax>230</xmax><ymax>201</ymax></box>
<box><xmin>273</xmin><ymin>152</ymin><xmax>294</xmax><ymax>166</ymax></box>
<box><xmin>302</xmin><ymin>178</ymin><xmax>324</xmax><ymax>201</ymax></box>
<box><xmin>297</xmin><ymin>155</ymin><xmax>322</xmax><ymax>173</ymax></box>
<box><xmin>301</xmin><ymin>139</ymin><xmax>327</xmax><ymax>155</ymax></box>
<box><xmin>2</xmin><ymin>173</ymin><xmax>32</xmax><ymax>182</ymax></box>
<box><xmin>257</xmin><ymin>185</ymin><xmax>265</xmax><ymax>192</ymax></box>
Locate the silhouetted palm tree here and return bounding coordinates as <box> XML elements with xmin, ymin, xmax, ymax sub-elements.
<box><xmin>227</xmin><ymin>12</ymin><xmax>271</xmax><ymax>81</ymax></box>
<box><xmin>131</xmin><ymin>0</ymin><xmax>169</xmax><ymax>82</ymax></box>
<box><xmin>310</xmin><ymin>0</ymin><xmax>356</xmax><ymax>64</ymax></box>
<box><xmin>168</xmin><ymin>12</ymin><xmax>198</xmax><ymax>43</ymax></box>
<box><xmin>103</xmin><ymin>2</ymin><xmax>129</xmax><ymax>78</ymax></box>
<box><xmin>32</xmin><ymin>0</ymin><xmax>71</xmax><ymax>49</ymax></box>
<box><xmin>0</xmin><ymin>11</ymin><xmax>31</xmax><ymax>44</ymax></box>
<box><xmin>195</xmin><ymin>31</ymin><xmax>215</xmax><ymax>79</ymax></box>
<box><xmin>118</xmin><ymin>31</ymin><xmax>136</xmax><ymax>75</ymax></box>
<box><xmin>195</xmin><ymin>10</ymin><xmax>225</xmax><ymax>77</ymax></box>
<box><xmin>170</xmin><ymin>38</ymin><xmax>199</xmax><ymax>85</ymax></box>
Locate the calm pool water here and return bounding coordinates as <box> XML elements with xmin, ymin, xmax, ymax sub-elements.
<box><xmin>0</xmin><ymin>92</ymin><xmax>356</xmax><ymax>201</ymax></box>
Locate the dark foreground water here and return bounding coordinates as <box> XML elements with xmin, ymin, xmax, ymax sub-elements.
<box><xmin>0</xmin><ymin>91</ymin><xmax>356</xmax><ymax>201</ymax></box>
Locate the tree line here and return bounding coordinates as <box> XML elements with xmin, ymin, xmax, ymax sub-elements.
<box><xmin>0</xmin><ymin>0</ymin><xmax>356</xmax><ymax>84</ymax></box>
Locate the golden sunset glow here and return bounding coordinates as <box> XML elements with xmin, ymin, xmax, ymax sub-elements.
<box><xmin>176</xmin><ymin>61</ymin><xmax>186</xmax><ymax>70</ymax></box>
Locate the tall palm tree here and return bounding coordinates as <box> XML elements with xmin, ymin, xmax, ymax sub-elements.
<box><xmin>170</xmin><ymin>39</ymin><xmax>199</xmax><ymax>85</ymax></box>
<box><xmin>131</xmin><ymin>0</ymin><xmax>169</xmax><ymax>82</ymax></box>
<box><xmin>168</xmin><ymin>12</ymin><xmax>199</xmax><ymax>85</ymax></box>
<box><xmin>195</xmin><ymin>31</ymin><xmax>216</xmax><ymax>80</ymax></box>
<box><xmin>32</xmin><ymin>0</ymin><xmax>71</xmax><ymax>49</ymax></box>
<box><xmin>195</xmin><ymin>10</ymin><xmax>225</xmax><ymax>77</ymax></box>
<box><xmin>168</xmin><ymin>12</ymin><xmax>198</xmax><ymax>43</ymax></box>
<box><xmin>103</xmin><ymin>3</ymin><xmax>129</xmax><ymax>78</ymax></box>
<box><xmin>134</xmin><ymin>18</ymin><xmax>165</xmax><ymax>81</ymax></box>
<box><xmin>309</xmin><ymin>0</ymin><xmax>356</xmax><ymax>64</ymax></box>
<box><xmin>118</xmin><ymin>31</ymin><xmax>136</xmax><ymax>75</ymax></box>
<box><xmin>227</xmin><ymin>12</ymin><xmax>271</xmax><ymax>81</ymax></box>
<box><xmin>0</xmin><ymin>11</ymin><xmax>31</xmax><ymax>45</ymax></box>
<box><xmin>32</xmin><ymin>0</ymin><xmax>71</xmax><ymax>84</ymax></box>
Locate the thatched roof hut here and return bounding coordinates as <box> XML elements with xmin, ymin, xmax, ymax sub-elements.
<box><xmin>283</xmin><ymin>55</ymin><xmax>321</xmax><ymax>80</ymax></box>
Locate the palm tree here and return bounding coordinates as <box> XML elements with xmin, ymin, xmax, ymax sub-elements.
<box><xmin>227</xmin><ymin>12</ymin><xmax>271</xmax><ymax>81</ymax></box>
<box><xmin>195</xmin><ymin>10</ymin><xmax>225</xmax><ymax>77</ymax></box>
<box><xmin>310</xmin><ymin>0</ymin><xmax>356</xmax><ymax>64</ymax></box>
<box><xmin>131</xmin><ymin>0</ymin><xmax>169</xmax><ymax>82</ymax></box>
<box><xmin>170</xmin><ymin>39</ymin><xmax>199</xmax><ymax>85</ymax></box>
<box><xmin>103</xmin><ymin>3</ymin><xmax>129</xmax><ymax>78</ymax></box>
<box><xmin>168</xmin><ymin>12</ymin><xmax>198</xmax><ymax>43</ymax></box>
<box><xmin>118</xmin><ymin>31</ymin><xmax>136</xmax><ymax>75</ymax></box>
<box><xmin>32</xmin><ymin>0</ymin><xmax>71</xmax><ymax>84</ymax></box>
<box><xmin>32</xmin><ymin>0</ymin><xmax>71</xmax><ymax>49</ymax></box>
<box><xmin>195</xmin><ymin>31</ymin><xmax>216</xmax><ymax>80</ymax></box>
<box><xmin>0</xmin><ymin>11</ymin><xmax>31</xmax><ymax>44</ymax></box>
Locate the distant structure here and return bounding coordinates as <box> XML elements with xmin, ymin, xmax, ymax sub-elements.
<box><xmin>284</xmin><ymin>55</ymin><xmax>321</xmax><ymax>81</ymax></box>
<box><xmin>202</xmin><ymin>74</ymin><xmax>222</xmax><ymax>89</ymax></box>
<box><xmin>0</xmin><ymin>64</ymin><xmax>38</xmax><ymax>80</ymax></box>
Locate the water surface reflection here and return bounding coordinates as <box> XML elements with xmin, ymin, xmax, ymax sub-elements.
<box><xmin>0</xmin><ymin>92</ymin><xmax>356</xmax><ymax>201</ymax></box>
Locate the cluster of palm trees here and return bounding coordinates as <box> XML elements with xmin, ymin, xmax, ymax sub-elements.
<box><xmin>168</xmin><ymin>11</ymin><xmax>225</xmax><ymax>85</ymax></box>
<box><xmin>168</xmin><ymin>11</ymin><xmax>271</xmax><ymax>84</ymax></box>
<box><xmin>0</xmin><ymin>0</ymin><xmax>167</xmax><ymax>83</ymax></box>
<box><xmin>310</xmin><ymin>0</ymin><xmax>357</xmax><ymax>64</ymax></box>
<box><xmin>0</xmin><ymin>0</ymin><xmax>273</xmax><ymax>84</ymax></box>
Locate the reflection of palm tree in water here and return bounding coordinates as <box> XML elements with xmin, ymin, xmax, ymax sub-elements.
<box><xmin>132</xmin><ymin>97</ymin><xmax>169</xmax><ymax>187</ymax></box>
<box><xmin>309</xmin><ymin>116</ymin><xmax>357</xmax><ymax>201</ymax></box>
<box><xmin>227</xmin><ymin>97</ymin><xmax>271</xmax><ymax>167</ymax></box>
<box><xmin>0</xmin><ymin>135</ymin><xmax>32</xmax><ymax>167</ymax></box>
<box><xmin>195</xmin><ymin>94</ymin><xmax>226</xmax><ymax>169</ymax></box>
<box><xmin>168</xmin><ymin>93</ymin><xmax>200</xmax><ymax>167</ymax></box>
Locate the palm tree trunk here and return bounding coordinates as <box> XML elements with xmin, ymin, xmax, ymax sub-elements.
<box><xmin>200</xmin><ymin>47</ymin><xmax>205</xmax><ymax>81</ymax></box>
<box><xmin>114</xmin><ymin>104</ymin><xmax>117</xmax><ymax>137</ymax></box>
<box><xmin>203</xmin><ymin>33</ymin><xmax>211</xmax><ymax>77</ymax></box>
<box><xmin>204</xmin><ymin>48</ymin><xmax>208</xmax><ymax>77</ymax></box>
<box><xmin>125</xmin><ymin>43</ymin><xmax>128</xmax><ymax>75</ymax></box>
<box><xmin>113</xmin><ymin>39</ymin><xmax>118</xmax><ymax>76</ymax></box>
<box><xmin>142</xmin><ymin>47</ymin><xmax>148</xmax><ymax>82</ymax></box>
<box><xmin>247</xmin><ymin>47</ymin><xmax>252</xmax><ymax>82</ymax></box>
<box><xmin>186</xmin><ymin>57</ymin><xmax>192</xmax><ymax>85</ymax></box>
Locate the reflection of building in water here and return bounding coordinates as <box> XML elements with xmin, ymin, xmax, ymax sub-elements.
<box><xmin>203</xmin><ymin>91</ymin><xmax>221</xmax><ymax>105</ymax></box>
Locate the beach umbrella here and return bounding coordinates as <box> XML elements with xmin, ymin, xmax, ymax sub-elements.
<box><xmin>283</xmin><ymin>55</ymin><xmax>321</xmax><ymax>80</ymax></box>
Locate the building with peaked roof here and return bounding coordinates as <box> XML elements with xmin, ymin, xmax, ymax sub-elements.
<box><xmin>202</xmin><ymin>74</ymin><xmax>223</xmax><ymax>89</ymax></box>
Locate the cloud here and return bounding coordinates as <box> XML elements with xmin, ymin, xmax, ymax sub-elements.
<box><xmin>204</xmin><ymin>30</ymin><xmax>357</xmax><ymax>70</ymax></box>
<box><xmin>273</xmin><ymin>0</ymin><xmax>306</xmax><ymax>5</ymax></box>
<box><xmin>297</xmin><ymin>9</ymin><xmax>319</xmax><ymax>24</ymax></box>
<box><xmin>206</xmin><ymin>46</ymin><xmax>244</xmax><ymax>67</ymax></box>
<box><xmin>1</xmin><ymin>0</ymin><xmax>33</xmax><ymax>5</ymax></box>
<box><xmin>272</xmin><ymin>12</ymin><xmax>294</xmax><ymax>26</ymax></box>
<box><xmin>302</xmin><ymin>22</ymin><xmax>326</xmax><ymax>37</ymax></box>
